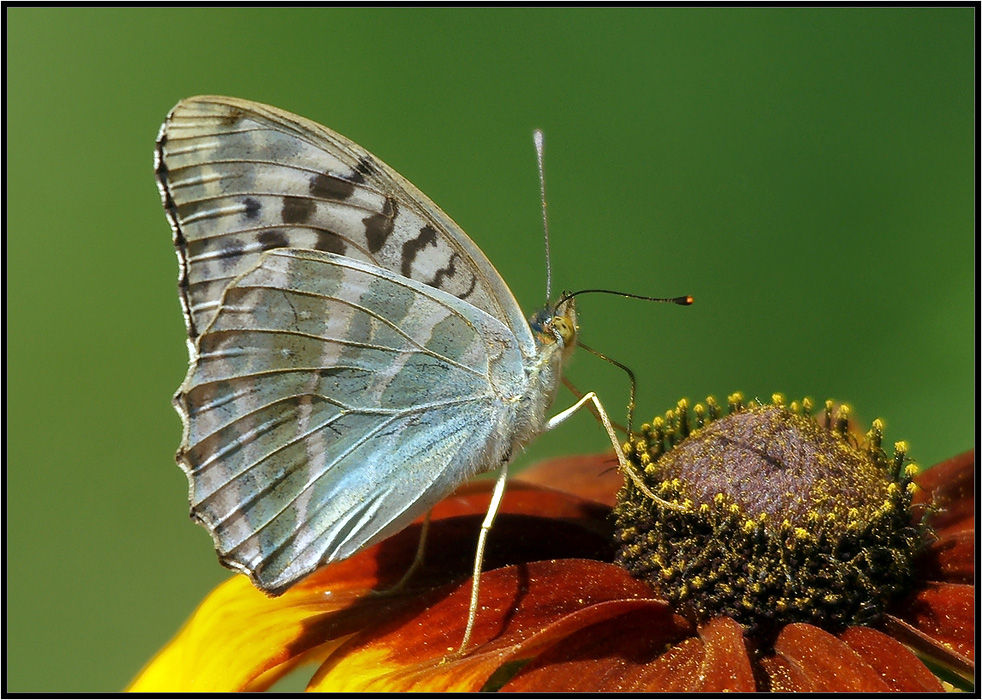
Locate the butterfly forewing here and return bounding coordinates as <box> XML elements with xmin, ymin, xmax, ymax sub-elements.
<box><xmin>157</xmin><ymin>96</ymin><xmax>532</xmax><ymax>352</ymax></box>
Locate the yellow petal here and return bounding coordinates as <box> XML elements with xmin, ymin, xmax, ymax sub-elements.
<box><xmin>128</xmin><ymin>572</ymin><xmax>366</xmax><ymax>692</ymax></box>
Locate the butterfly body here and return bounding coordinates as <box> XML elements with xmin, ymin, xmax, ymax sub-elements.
<box><xmin>156</xmin><ymin>97</ymin><xmax>577</xmax><ymax>594</ymax></box>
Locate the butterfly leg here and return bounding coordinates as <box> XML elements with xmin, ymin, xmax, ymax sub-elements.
<box><xmin>456</xmin><ymin>393</ymin><xmax>677</xmax><ymax>657</ymax></box>
<box><xmin>372</xmin><ymin>511</ymin><xmax>432</xmax><ymax>596</ymax></box>
<box><xmin>545</xmin><ymin>392</ymin><xmax>681</xmax><ymax>508</ymax></box>
<box><xmin>456</xmin><ymin>461</ymin><xmax>509</xmax><ymax>657</ymax></box>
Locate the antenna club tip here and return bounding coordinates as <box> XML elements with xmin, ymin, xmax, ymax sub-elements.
<box><xmin>533</xmin><ymin>129</ymin><xmax>544</xmax><ymax>147</ymax></box>
<box><xmin>677</xmin><ymin>295</ymin><xmax>694</xmax><ymax>306</ymax></box>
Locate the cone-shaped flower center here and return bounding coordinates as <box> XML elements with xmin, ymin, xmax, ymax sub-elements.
<box><xmin>613</xmin><ymin>394</ymin><xmax>923</xmax><ymax>638</ymax></box>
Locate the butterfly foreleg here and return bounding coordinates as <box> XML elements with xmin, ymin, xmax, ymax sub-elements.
<box><xmin>545</xmin><ymin>392</ymin><xmax>682</xmax><ymax>510</ymax></box>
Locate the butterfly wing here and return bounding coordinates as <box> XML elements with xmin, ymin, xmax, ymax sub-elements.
<box><xmin>156</xmin><ymin>95</ymin><xmax>535</xmax><ymax>356</ymax></box>
<box><xmin>156</xmin><ymin>96</ymin><xmax>560</xmax><ymax>593</ymax></box>
<box><xmin>179</xmin><ymin>248</ymin><xmax>527</xmax><ymax>593</ymax></box>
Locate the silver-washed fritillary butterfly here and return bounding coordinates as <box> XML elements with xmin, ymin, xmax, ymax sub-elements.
<box><xmin>156</xmin><ymin>96</ymin><xmax>644</xmax><ymax>650</ymax></box>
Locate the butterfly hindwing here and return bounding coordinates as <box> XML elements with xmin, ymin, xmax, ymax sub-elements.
<box><xmin>178</xmin><ymin>248</ymin><xmax>527</xmax><ymax>592</ymax></box>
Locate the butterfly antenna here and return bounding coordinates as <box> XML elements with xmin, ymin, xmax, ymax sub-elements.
<box><xmin>559</xmin><ymin>289</ymin><xmax>692</xmax><ymax>435</ymax></box>
<box><xmin>534</xmin><ymin>129</ymin><xmax>552</xmax><ymax>300</ymax></box>
<box><xmin>561</xmin><ymin>288</ymin><xmax>693</xmax><ymax>307</ymax></box>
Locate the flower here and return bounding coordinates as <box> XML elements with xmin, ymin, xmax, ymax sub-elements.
<box><xmin>129</xmin><ymin>401</ymin><xmax>974</xmax><ymax>692</ymax></box>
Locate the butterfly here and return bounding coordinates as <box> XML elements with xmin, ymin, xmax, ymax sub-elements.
<box><xmin>156</xmin><ymin>96</ymin><xmax>639</xmax><ymax>648</ymax></box>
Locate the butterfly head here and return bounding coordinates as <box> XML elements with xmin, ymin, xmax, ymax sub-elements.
<box><xmin>530</xmin><ymin>293</ymin><xmax>578</xmax><ymax>356</ymax></box>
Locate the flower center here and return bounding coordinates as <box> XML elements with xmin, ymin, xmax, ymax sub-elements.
<box><xmin>613</xmin><ymin>394</ymin><xmax>923</xmax><ymax>636</ymax></box>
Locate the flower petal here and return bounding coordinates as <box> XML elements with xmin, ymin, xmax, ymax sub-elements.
<box><xmin>129</xmin><ymin>482</ymin><xmax>615</xmax><ymax>693</ymax></box>
<box><xmin>694</xmin><ymin>616</ymin><xmax>756</xmax><ymax>692</ymax></box>
<box><xmin>914</xmin><ymin>450</ymin><xmax>975</xmax><ymax>536</ymax></box>
<box><xmin>891</xmin><ymin>581</ymin><xmax>975</xmax><ymax>668</ymax></box>
<box><xmin>308</xmin><ymin>559</ymin><xmax>659</xmax><ymax>692</ymax></box>
<box><xmin>918</xmin><ymin>524</ymin><xmax>975</xmax><ymax>584</ymax></box>
<box><xmin>501</xmin><ymin>603</ymin><xmax>693</xmax><ymax>691</ymax></box>
<box><xmin>838</xmin><ymin>625</ymin><xmax>944</xmax><ymax>691</ymax></box>
<box><xmin>435</xmin><ymin>474</ymin><xmax>613</xmax><ymax>520</ymax></box>
<box><xmin>758</xmin><ymin>654</ymin><xmax>817</xmax><ymax>691</ymax></box>
<box><xmin>632</xmin><ymin>636</ymin><xmax>705</xmax><ymax>691</ymax></box>
<box><xmin>772</xmin><ymin>623</ymin><xmax>892</xmax><ymax>691</ymax></box>
<box><xmin>128</xmin><ymin>527</ymin><xmax>463</xmax><ymax>693</ymax></box>
<box><xmin>127</xmin><ymin>574</ymin><xmax>352</xmax><ymax>692</ymax></box>
<box><xmin>503</xmin><ymin>614</ymin><xmax>756</xmax><ymax>691</ymax></box>
<box><xmin>513</xmin><ymin>452</ymin><xmax>623</xmax><ymax>506</ymax></box>
<box><xmin>880</xmin><ymin>613</ymin><xmax>974</xmax><ymax>684</ymax></box>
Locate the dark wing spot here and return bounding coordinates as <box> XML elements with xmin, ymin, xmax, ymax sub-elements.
<box><xmin>458</xmin><ymin>271</ymin><xmax>478</xmax><ymax>299</ymax></box>
<box><xmin>281</xmin><ymin>196</ymin><xmax>316</xmax><ymax>224</ymax></box>
<box><xmin>309</xmin><ymin>173</ymin><xmax>355</xmax><ymax>201</ymax></box>
<box><xmin>313</xmin><ymin>231</ymin><xmax>347</xmax><ymax>255</ymax></box>
<box><xmin>353</xmin><ymin>156</ymin><xmax>378</xmax><ymax>183</ymax></box>
<box><xmin>429</xmin><ymin>252</ymin><xmax>459</xmax><ymax>290</ymax></box>
<box><xmin>219</xmin><ymin>107</ymin><xmax>244</xmax><ymax>128</ymax></box>
<box><xmin>429</xmin><ymin>252</ymin><xmax>477</xmax><ymax>299</ymax></box>
<box><xmin>401</xmin><ymin>224</ymin><xmax>438</xmax><ymax>278</ymax></box>
<box><xmin>218</xmin><ymin>238</ymin><xmax>246</xmax><ymax>271</ymax></box>
<box><xmin>258</xmin><ymin>229</ymin><xmax>290</xmax><ymax>251</ymax></box>
<box><xmin>243</xmin><ymin>197</ymin><xmax>262</xmax><ymax>219</ymax></box>
<box><xmin>364</xmin><ymin>197</ymin><xmax>397</xmax><ymax>254</ymax></box>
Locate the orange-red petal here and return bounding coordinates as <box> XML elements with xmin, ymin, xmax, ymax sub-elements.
<box><xmin>308</xmin><ymin>559</ymin><xmax>659</xmax><ymax>691</ymax></box>
<box><xmin>880</xmin><ymin>613</ymin><xmax>975</xmax><ymax>683</ymax></box>
<box><xmin>500</xmin><ymin>614</ymin><xmax>756</xmax><ymax>691</ymax></box>
<box><xmin>501</xmin><ymin>603</ymin><xmax>693</xmax><ymax>691</ymax></box>
<box><xmin>772</xmin><ymin>623</ymin><xmax>892</xmax><ymax>691</ymax></box>
<box><xmin>918</xmin><ymin>524</ymin><xmax>975</xmax><ymax>584</ymax></box>
<box><xmin>694</xmin><ymin>616</ymin><xmax>756</xmax><ymax>691</ymax></box>
<box><xmin>838</xmin><ymin>625</ymin><xmax>944</xmax><ymax>691</ymax></box>
<box><xmin>894</xmin><ymin>581</ymin><xmax>975</xmax><ymax>662</ymax></box>
<box><xmin>758</xmin><ymin>653</ymin><xmax>816</xmax><ymax>691</ymax></box>
<box><xmin>130</xmin><ymin>480</ymin><xmax>617</xmax><ymax>692</ymax></box>
<box><xmin>513</xmin><ymin>452</ymin><xmax>623</xmax><ymax>506</ymax></box>
<box><xmin>431</xmin><ymin>475</ymin><xmax>613</xmax><ymax>524</ymax></box>
<box><xmin>914</xmin><ymin>450</ymin><xmax>975</xmax><ymax>537</ymax></box>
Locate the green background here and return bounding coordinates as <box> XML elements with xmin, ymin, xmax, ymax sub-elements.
<box><xmin>6</xmin><ymin>7</ymin><xmax>975</xmax><ymax>692</ymax></box>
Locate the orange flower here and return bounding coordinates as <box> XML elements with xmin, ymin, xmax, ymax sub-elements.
<box><xmin>129</xmin><ymin>447</ymin><xmax>974</xmax><ymax>692</ymax></box>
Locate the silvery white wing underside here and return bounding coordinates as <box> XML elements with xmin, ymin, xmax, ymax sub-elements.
<box><xmin>156</xmin><ymin>96</ymin><xmax>541</xmax><ymax>593</ymax></box>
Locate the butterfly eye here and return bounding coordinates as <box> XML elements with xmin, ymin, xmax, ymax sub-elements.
<box><xmin>551</xmin><ymin>315</ymin><xmax>576</xmax><ymax>346</ymax></box>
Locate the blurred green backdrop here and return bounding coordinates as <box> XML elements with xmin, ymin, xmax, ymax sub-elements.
<box><xmin>6</xmin><ymin>7</ymin><xmax>975</xmax><ymax>692</ymax></box>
